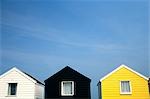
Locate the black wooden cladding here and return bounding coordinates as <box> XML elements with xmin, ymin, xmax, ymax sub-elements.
<box><xmin>44</xmin><ymin>66</ymin><xmax>91</xmax><ymax>99</ymax></box>
<box><xmin>148</xmin><ymin>78</ymin><xmax>150</xmax><ymax>93</ymax></box>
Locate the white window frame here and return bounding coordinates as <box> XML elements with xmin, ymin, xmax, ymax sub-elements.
<box><xmin>7</xmin><ymin>83</ymin><xmax>17</xmax><ymax>96</ymax></box>
<box><xmin>61</xmin><ymin>81</ymin><xmax>74</xmax><ymax>96</ymax></box>
<box><xmin>120</xmin><ymin>80</ymin><xmax>132</xmax><ymax>94</ymax></box>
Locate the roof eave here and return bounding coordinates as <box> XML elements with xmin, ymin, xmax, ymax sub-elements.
<box><xmin>99</xmin><ymin>64</ymin><xmax>149</xmax><ymax>82</ymax></box>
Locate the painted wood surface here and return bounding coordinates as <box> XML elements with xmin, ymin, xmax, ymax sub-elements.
<box><xmin>45</xmin><ymin>66</ymin><xmax>91</xmax><ymax>99</ymax></box>
<box><xmin>98</xmin><ymin>65</ymin><xmax>150</xmax><ymax>99</ymax></box>
<box><xmin>0</xmin><ymin>67</ymin><xmax>44</xmax><ymax>99</ymax></box>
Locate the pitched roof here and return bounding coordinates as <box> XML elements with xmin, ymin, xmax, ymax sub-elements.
<box><xmin>45</xmin><ymin>66</ymin><xmax>91</xmax><ymax>82</ymax></box>
<box><xmin>100</xmin><ymin>64</ymin><xmax>148</xmax><ymax>82</ymax></box>
<box><xmin>0</xmin><ymin>67</ymin><xmax>44</xmax><ymax>85</ymax></box>
<box><xmin>23</xmin><ymin>71</ymin><xmax>44</xmax><ymax>85</ymax></box>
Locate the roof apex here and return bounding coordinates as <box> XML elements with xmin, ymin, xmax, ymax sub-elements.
<box><xmin>45</xmin><ymin>66</ymin><xmax>91</xmax><ymax>82</ymax></box>
<box><xmin>0</xmin><ymin>67</ymin><xmax>44</xmax><ymax>85</ymax></box>
<box><xmin>100</xmin><ymin>64</ymin><xmax>148</xmax><ymax>82</ymax></box>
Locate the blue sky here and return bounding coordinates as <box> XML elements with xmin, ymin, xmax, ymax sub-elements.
<box><xmin>1</xmin><ymin>0</ymin><xmax>149</xmax><ymax>99</ymax></box>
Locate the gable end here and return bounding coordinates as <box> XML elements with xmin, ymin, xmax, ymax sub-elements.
<box><xmin>0</xmin><ymin>67</ymin><xmax>44</xmax><ymax>85</ymax></box>
<box><xmin>100</xmin><ymin>64</ymin><xmax>148</xmax><ymax>82</ymax></box>
<box><xmin>45</xmin><ymin>66</ymin><xmax>91</xmax><ymax>82</ymax></box>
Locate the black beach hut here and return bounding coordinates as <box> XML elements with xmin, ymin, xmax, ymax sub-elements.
<box><xmin>44</xmin><ymin>66</ymin><xmax>91</xmax><ymax>99</ymax></box>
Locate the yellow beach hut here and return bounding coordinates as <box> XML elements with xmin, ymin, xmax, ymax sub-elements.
<box><xmin>98</xmin><ymin>64</ymin><xmax>150</xmax><ymax>99</ymax></box>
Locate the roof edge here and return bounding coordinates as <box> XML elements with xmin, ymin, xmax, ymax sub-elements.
<box><xmin>100</xmin><ymin>64</ymin><xmax>148</xmax><ymax>82</ymax></box>
<box><xmin>45</xmin><ymin>66</ymin><xmax>91</xmax><ymax>82</ymax></box>
<box><xmin>0</xmin><ymin>67</ymin><xmax>44</xmax><ymax>85</ymax></box>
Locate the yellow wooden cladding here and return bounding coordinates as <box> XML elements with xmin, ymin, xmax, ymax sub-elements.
<box><xmin>100</xmin><ymin>66</ymin><xmax>150</xmax><ymax>99</ymax></box>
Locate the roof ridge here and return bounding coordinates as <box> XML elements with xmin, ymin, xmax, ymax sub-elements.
<box><xmin>0</xmin><ymin>67</ymin><xmax>44</xmax><ymax>85</ymax></box>
<box><xmin>100</xmin><ymin>64</ymin><xmax>148</xmax><ymax>82</ymax></box>
<box><xmin>45</xmin><ymin>66</ymin><xmax>91</xmax><ymax>82</ymax></box>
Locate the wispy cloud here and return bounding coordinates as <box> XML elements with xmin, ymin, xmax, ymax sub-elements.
<box><xmin>2</xmin><ymin>11</ymin><xmax>136</xmax><ymax>52</ymax></box>
<box><xmin>1</xmin><ymin>49</ymin><xmax>74</xmax><ymax>65</ymax></box>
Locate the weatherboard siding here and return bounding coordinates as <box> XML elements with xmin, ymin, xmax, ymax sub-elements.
<box><xmin>148</xmin><ymin>78</ymin><xmax>150</xmax><ymax>94</ymax></box>
<box><xmin>0</xmin><ymin>70</ymin><xmax>35</xmax><ymax>99</ymax></box>
<box><xmin>45</xmin><ymin>66</ymin><xmax>91</xmax><ymax>99</ymax></box>
<box><xmin>35</xmin><ymin>84</ymin><xmax>45</xmax><ymax>99</ymax></box>
<box><xmin>101</xmin><ymin>67</ymin><xmax>150</xmax><ymax>99</ymax></box>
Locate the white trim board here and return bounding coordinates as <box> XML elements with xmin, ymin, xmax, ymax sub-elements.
<box><xmin>100</xmin><ymin>64</ymin><xmax>148</xmax><ymax>82</ymax></box>
<box><xmin>120</xmin><ymin>80</ymin><xmax>132</xmax><ymax>95</ymax></box>
<box><xmin>61</xmin><ymin>81</ymin><xmax>74</xmax><ymax>96</ymax></box>
<box><xmin>0</xmin><ymin>67</ymin><xmax>37</xmax><ymax>84</ymax></box>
